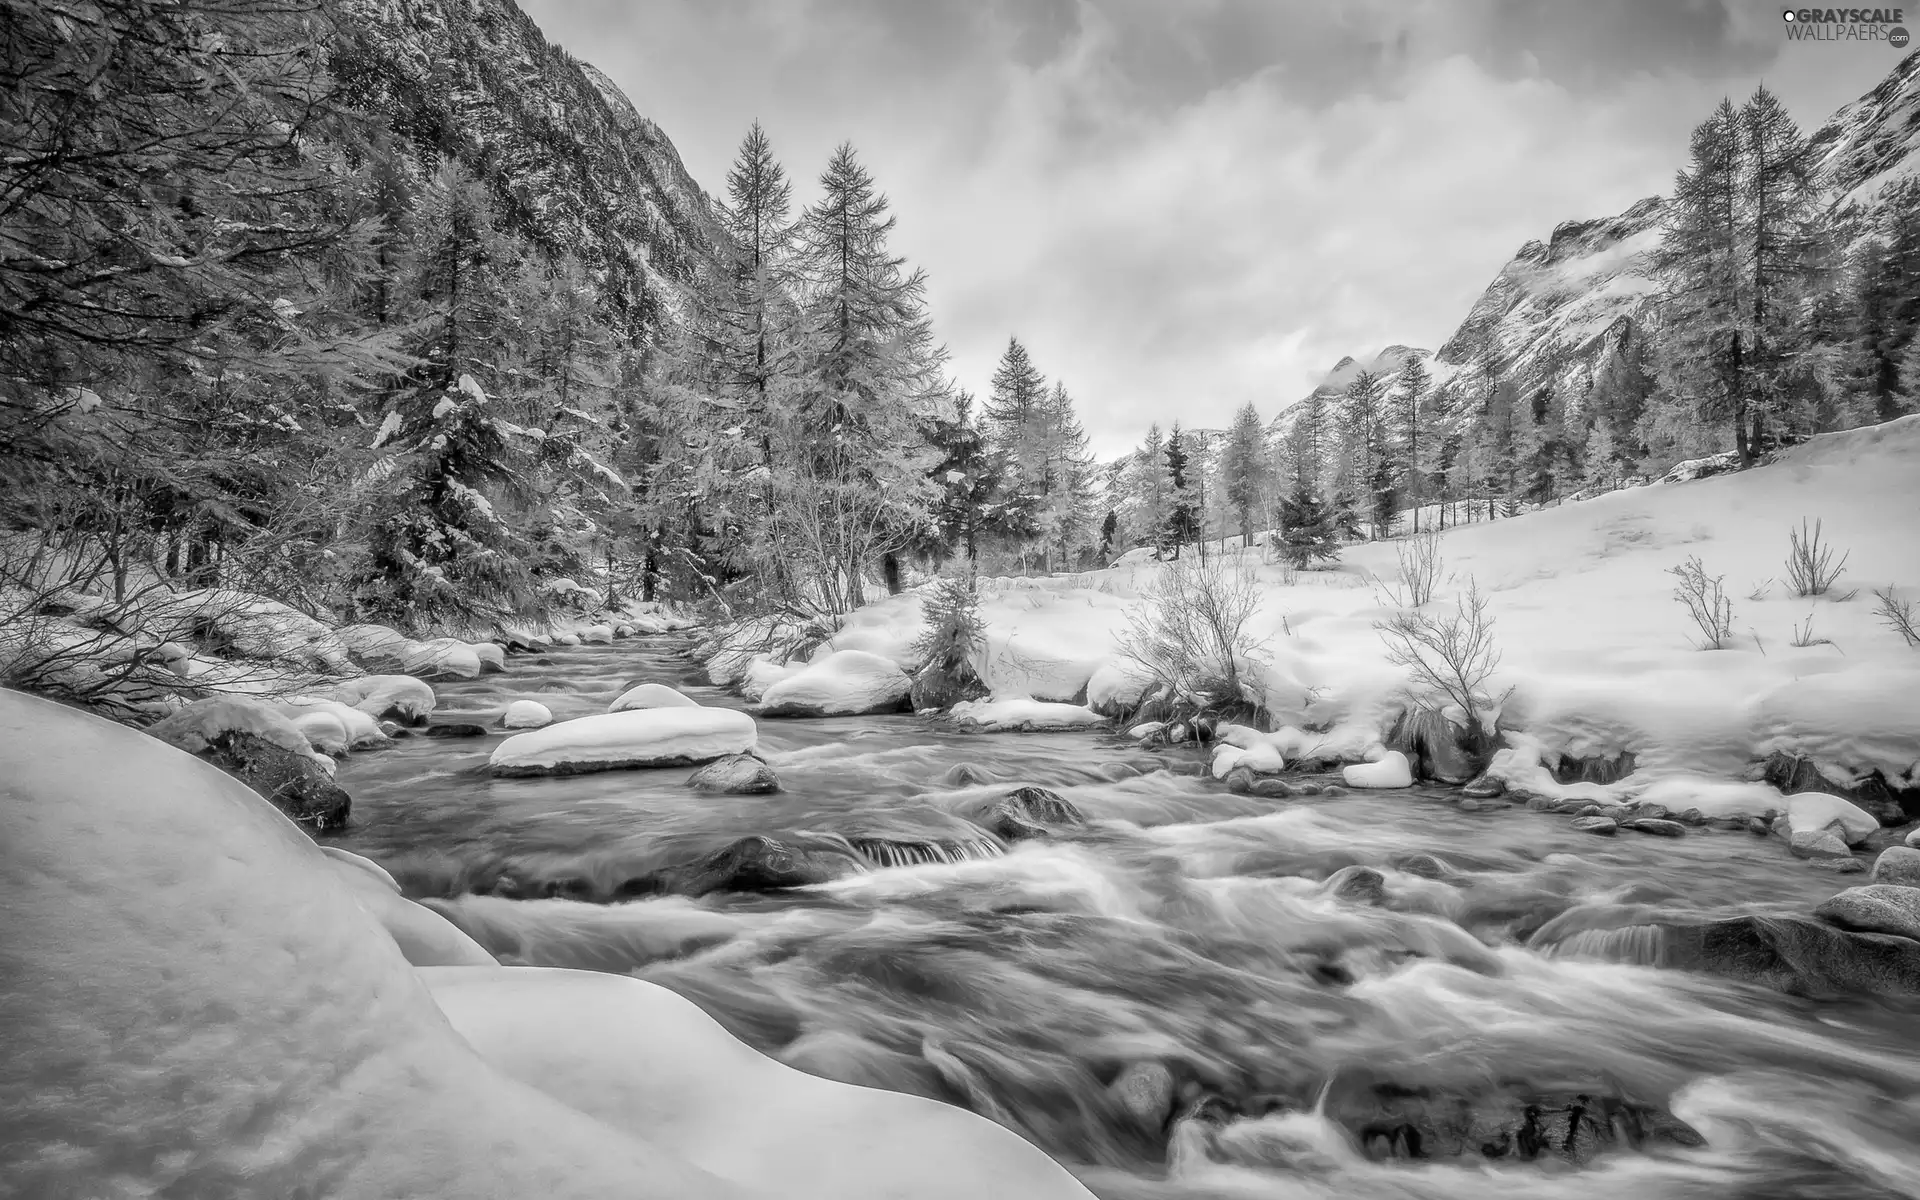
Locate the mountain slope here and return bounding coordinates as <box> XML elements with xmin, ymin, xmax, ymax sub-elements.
<box><xmin>331</xmin><ymin>0</ymin><xmax>728</xmax><ymax>333</ymax></box>
<box><xmin>1417</xmin><ymin>50</ymin><xmax>1920</xmax><ymax>420</ymax></box>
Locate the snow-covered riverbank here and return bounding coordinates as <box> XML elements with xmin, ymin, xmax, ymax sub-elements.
<box><xmin>709</xmin><ymin>416</ymin><xmax>1920</xmax><ymax>836</ymax></box>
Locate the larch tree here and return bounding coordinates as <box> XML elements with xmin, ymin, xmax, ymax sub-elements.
<box><xmin>791</xmin><ymin>142</ymin><xmax>944</xmax><ymax>610</ymax></box>
<box><xmin>1220</xmin><ymin>401</ymin><xmax>1272</xmax><ymax>549</ymax></box>
<box><xmin>1390</xmin><ymin>353</ymin><xmax>1431</xmax><ymax>530</ymax></box>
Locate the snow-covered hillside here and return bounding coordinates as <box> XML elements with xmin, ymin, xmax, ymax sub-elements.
<box><xmin>801</xmin><ymin>415</ymin><xmax>1920</xmax><ymax>810</ymax></box>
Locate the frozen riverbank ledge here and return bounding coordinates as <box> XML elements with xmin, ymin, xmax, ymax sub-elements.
<box><xmin>0</xmin><ymin>689</ymin><xmax>1096</xmax><ymax>1199</ymax></box>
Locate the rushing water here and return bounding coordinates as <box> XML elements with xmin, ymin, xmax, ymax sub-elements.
<box><xmin>332</xmin><ymin>636</ymin><xmax>1920</xmax><ymax>1200</ymax></box>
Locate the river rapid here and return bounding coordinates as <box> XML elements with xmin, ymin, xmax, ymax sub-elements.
<box><xmin>332</xmin><ymin>635</ymin><xmax>1920</xmax><ymax>1200</ymax></box>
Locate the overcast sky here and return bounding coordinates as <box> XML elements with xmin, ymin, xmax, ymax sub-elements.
<box><xmin>520</xmin><ymin>0</ymin><xmax>1907</xmax><ymax>455</ymax></box>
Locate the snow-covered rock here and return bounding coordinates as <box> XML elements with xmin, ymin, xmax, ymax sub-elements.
<box><xmin>283</xmin><ymin>708</ymin><xmax>350</xmax><ymax>756</ymax></box>
<box><xmin>502</xmin><ymin>700</ymin><xmax>554</xmax><ymax>729</ymax></box>
<box><xmin>405</xmin><ymin>638</ymin><xmax>485</xmax><ymax>680</ymax></box>
<box><xmin>609</xmin><ymin>683</ymin><xmax>700</xmax><ymax>712</ymax></box>
<box><xmin>336</xmin><ymin>623</ymin><xmax>411</xmax><ymax>668</ymax></box>
<box><xmin>1127</xmin><ymin>721</ymin><xmax>1166</xmax><ymax>741</ymax></box>
<box><xmin>325</xmin><ymin>674</ymin><xmax>437</xmax><ymax>724</ymax></box>
<box><xmin>949</xmin><ymin>698</ymin><xmax>1107</xmax><ymax>732</ymax></box>
<box><xmin>580</xmin><ymin>624</ymin><xmax>615</xmax><ymax>645</ymax></box>
<box><xmin>1211</xmin><ymin>741</ymin><xmax>1285</xmax><ymax>778</ymax></box>
<box><xmin>1343</xmin><ymin>751</ymin><xmax>1414</xmax><ymax>790</ymax></box>
<box><xmin>739</xmin><ymin>656</ymin><xmax>804</xmax><ymax>703</ymax></box>
<box><xmin>760</xmin><ymin>650</ymin><xmax>912</xmax><ymax>718</ymax></box>
<box><xmin>472</xmin><ymin>642</ymin><xmax>508</xmax><ymax>673</ymax></box>
<box><xmin>277</xmin><ymin>696</ymin><xmax>389</xmax><ymax>751</ymax></box>
<box><xmin>1085</xmin><ymin>659</ymin><xmax>1156</xmax><ymax>716</ymax></box>
<box><xmin>144</xmin><ymin>696</ymin><xmax>350</xmax><ymax>829</ymax></box>
<box><xmin>1786</xmin><ymin>792</ymin><xmax>1880</xmax><ymax>846</ymax></box>
<box><xmin>489</xmin><ymin>708</ymin><xmax>757</xmax><ymax>776</ymax></box>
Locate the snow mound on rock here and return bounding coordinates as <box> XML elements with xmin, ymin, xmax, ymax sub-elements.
<box><xmin>490</xmin><ymin>708</ymin><xmax>757</xmax><ymax>776</ymax></box>
<box><xmin>609</xmin><ymin>683</ymin><xmax>700</xmax><ymax>712</ymax></box>
<box><xmin>326</xmin><ymin>674</ymin><xmax>437</xmax><ymax>724</ymax></box>
<box><xmin>1344</xmin><ymin>750</ymin><xmax>1414</xmax><ymax>789</ymax></box>
<box><xmin>502</xmin><ymin>700</ymin><xmax>554</xmax><ymax>729</ymax></box>
<box><xmin>950</xmin><ymin>698</ymin><xmax>1107</xmax><ymax>732</ymax></box>
<box><xmin>1786</xmin><ymin>791</ymin><xmax>1880</xmax><ymax>846</ymax></box>
<box><xmin>760</xmin><ymin>650</ymin><xmax>911</xmax><ymax>717</ymax></box>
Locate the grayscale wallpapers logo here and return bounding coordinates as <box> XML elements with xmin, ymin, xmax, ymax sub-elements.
<box><xmin>1781</xmin><ymin>8</ymin><xmax>1910</xmax><ymax>44</ymax></box>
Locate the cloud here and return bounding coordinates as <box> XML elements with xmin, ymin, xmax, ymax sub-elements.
<box><xmin>519</xmin><ymin>0</ymin><xmax>1904</xmax><ymax>456</ymax></box>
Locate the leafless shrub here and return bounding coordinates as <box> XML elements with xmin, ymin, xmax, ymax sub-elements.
<box><xmin>1372</xmin><ymin>527</ymin><xmax>1448</xmax><ymax>608</ymax></box>
<box><xmin>1876</xmin><ymin>587</ymin><xmax>1920</xmax><ymax>647</ymax></box>
<box><xmin>1374</xmin><ymin>578</ymin><xmax>1507</xmax><ymax>734</ymax></box>
<box><xmin>1118</xmin><ymin>554</ymin><xmax>1268</xmax><ymax>715</ymax></box>
<box><xmin>1747</xmin><ymin>577</ymin><xmax>1774</xmax><ymax>602</ymax></box>
<box><xmin>1669</xmin><ymin>556</ymin><xmax>1734</xmax><ymax>650</ymax></box>
<box><xmin>1784</xmin><ymin>518</ymin><xmax>1849</xmax><ymax>597</ymax></box>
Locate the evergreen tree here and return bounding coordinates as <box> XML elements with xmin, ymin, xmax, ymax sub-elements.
<box><xmin>1740</xmin><ymin>85</ymin><xmax>1827</xmax><ymax>453</ymax></box>
<box><xmin>1276</xmin><ymin>469</ymin><xmax>1340</xmax><ymax>569</ymax></box>
<box><xmin>1163</xmin><ymin>421</ymin><xmax>1199</xmax><ymax>556</ymax></box>
<box><xmin>1338</xmin><ymin>369</ymin><xmax>1388</xmax><ymax>538</ymax></box>
<box><xmin>1130</xmin><ymin>423</ymin><xmax>1172</xmax><ymax>554</ymax></box>
<box><xmin>1652</xmin><ymin>99</ymin><xmax>1746</xmax><ymax>459</ymax></box>
<box><xmin>1220</xmin><ymin>401</ymin><xmax>1271</xmax><ymax>548</ymax></box>
<box><xmin>1036</xmin><ymin>382</ymin><xmax>1096</xmax><ymax>571</ymax></box>
<box><xmin>984</xmin><ymin>336</ymin><xmax>1050</xmax><ymax>520</ymax></box>
<box><xmin>1848</xmin><ymin>179</ymin><xmax>1920</xmax><ymax>421</ymax></box>
<box><xmin>924</xmin><ymin>391</ymin><xmax>1000</xmax><ymax>571</ymax></box>
<box><xmin>790</xmin><ymin>142</ymin><xmax>944</xmax><ymax>610</ymax></box>
<box><xmin>1098</xmin><ymin>510</ymin><xmax>1119</xmax><ymax>563</ymax></box>
<box><xmin>1390</xmin><ymin>353</ymin><xmax>1431</xmax><ymax>530</ymax></box>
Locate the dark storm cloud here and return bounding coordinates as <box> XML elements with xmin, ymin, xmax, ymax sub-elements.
<box><xmin>519</xmin><ymin>0</ymin><xmax>1901</xmax><ymax>454</ymax></box>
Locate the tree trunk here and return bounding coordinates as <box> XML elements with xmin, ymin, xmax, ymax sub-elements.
<box><xmin>882</xmin><ymin>553</ymin><xmax>903</xmax><ymax>596</ymax></box>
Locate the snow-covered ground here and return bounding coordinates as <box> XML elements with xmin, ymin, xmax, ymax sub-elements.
<box><xmin>779</xmin><ymin>416</ymin><xmax>1920</xmax><ymax>812</ymax></box>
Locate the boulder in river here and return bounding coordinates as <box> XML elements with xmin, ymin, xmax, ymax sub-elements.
<box><xmin>759</xmin><ymin>650</ymin><xmax>912</xmax><ymax>718</ymax></box>
<box><xmin>146</xmin><ymin>697</ymin><xmax>350</xmax><ymax>831</ymax></box>
<box><xmin>1324</xmin><ymin>865</ymin><xmax>1387</xmax><ymax>905</ymax></box>
<box><xmin>1571</xmin><ymin>816</ymin><xmax>1618</xmax><ymax>836</ymax></box>
<box><xmin>966</xmin><ymin>785</ymin><xmax>1084</xmax><ymax>842</ymax></box>
<box><xmin>608</xmin><ymin>682</ymin><xmax>700</xmax><ymax>713</ymax></box>
<box><xmin>1790</xmin><ymin>828</ymin><xmax>1854</xmax><ymax>861</ymax></box>
<box><xmin>1342</xmin><ymin>751</ymin><xmax>1413</xmax><ymax>790</ymax></box>
<box><xmin>1659</xmin><ymin>914</ymin><xmax>1920</xmax><ymax>995</ymax></box>
<box><xmin>1623</xmin><ymin>818</ymin><xmax>1686</xmax><ymax>838</ymax></box>
<box><xmin>1107</xmin><ymin>1062</ymin><xmax>1178</xmax><ymax>1134</ymax></box>
<box><xmin>424</xmin><ymin>722</ymin><xmax>490</xmax><ymax>739</ymax></box>
<box><xmin>679</xmin><ymin>833</ymin><xmax>865</xmax><ymax>896</ymax></box>
<box><xmin>324</xmin><ymin>674</ymin><xmax>437</xmax><ymax>725</ymax></box>
<box><xmin>489</xmin><ymin>707</ymin><xmax>758</xmax><ymax>777</ymax></box>
<box><xmin>1870</xmin><ymin>846</ymin><xmax>1920</xmax><ymax>887</ymax></box>
<box><xmin>908</xmin><ymin>651</ymin><xmax>988</xmax><ymax>711</ymax></box>
<box><xmin>941</xmin><ymin>762</ymin><xmax>997</xmax><ymax>787</ymax></box>
<box><xmin>500</xmin><ymin>700</ymin><xmax>553</xmax><ymax>729</ymax></box>
<box><xmin>1763</xmin><ymin>751</ymin><xmax>1920</xmax><ymax>826</ymax></box>
<box><xmin>687</xmin><ymin>753</ymin><xmax>782</xmax><ymax>795</ymax></box>
<box><xmin>1385</xmin><ymin>706</ymin><xmax>1489</xmax><ymax>785</ymax></box>
<box><xmin>1323</xmin><ymin>1077</ymin><xmax>1701</xmax><ymax>1165</ymax></box>
<box><xmin>1813</xmin><ymin>884</ymin><xmax>1920</xmax><ymax>942</ymax></box>
<box><xmin>1786</xmin><ymin>792</ymin><xmax>1880</xmax><ymax>846</ymax></box>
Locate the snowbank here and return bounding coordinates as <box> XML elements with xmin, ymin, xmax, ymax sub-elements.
<box><xmin>326</xmin><ymin>674</ymin><xmax>437</xmax><ymax>724</ymax></box>
<box><xmin>0</xmin><ymin>689</ymin><xmax>1090</xmax><ymax>1199</ymax></box>
<box><xmin>760</xmin><ymin>650</ymin><xmax>911</xmax><ymax>717</ymax></box>
<box><xmin>751</xmin><ymin>416</ymin><xmax>1920</xmax><ymax>818</ymax></box>
<box><xmin>949</xmin><ymin>698</ymin><xmax>1108</xmax><ymax>732</ymax></box>
<box><xmin>489</xmin><ymin>708</ymin><xmax>757</xmax><ymax>776</ymax></box>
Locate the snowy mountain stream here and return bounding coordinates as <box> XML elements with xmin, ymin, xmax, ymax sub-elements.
<box><xmin>333</xmin><ymin>636</ymin><xmax>1920</xmax><ymax>1200</ymax></box>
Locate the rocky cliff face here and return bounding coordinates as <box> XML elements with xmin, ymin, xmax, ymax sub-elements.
<box><xmin>331</xmin><ymin>0</ymin><xmax>728</xmax><ymax>333</ymax></box>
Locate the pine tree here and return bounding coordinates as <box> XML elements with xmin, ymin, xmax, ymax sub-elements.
<box><xmin>1740</xmin><ymin>85</ymin><xmax>1827</xmax><ymax>454</ymax></box>
<box><xmin>1034</xmin><ymin>382</ymin><xmax>1096</xmax><ymax>571</ymax></box>
<box><xmin>1163</xmin><ymin>421</ymin><xmax>1199</xmax><ymax>556</ymax></box>
<box><xmin>1338</xmin><ymin>369</ymin><xmax>1388</xmax><ymax>538</ymax></box>
<box><xmin>1390</xmin><ymin>353</ymin><xmax>1431</xmax><ymax>531</ymax></box>
<box><xmin>1582</xmin><ymin>420</ymin><xmax>1622</xmax><ymax>490</ymax></box>
<box><xmin>1276</xmin><ymin>469</ymin><xmax>1340</xmax><ymax>569</ymax></box>
<box><xmin>1849</xmin><ymin>179</ymin><xmax>1920</xmax><ymax>421</ymax></box>
<box><xmin>790</xmin><ymin>142</ymin><xmax>944</xmax><ymax>610</ymax></box>
<box><xmin>1098</xmin><ymin>510</ymin><xmax>1119</xmax><ymax>563</ymax></box>
<box><xmin>1220</xmin><ymin>402</ymin><xmax>1271</xmax><ymax>548</ymax></box>
<box><xmin>1652</xmin><ymin>99</ymin><xmax>1747</xmax><ymax>459</ymax></box>
<box><xmin>1130</xmin><ymin>423</ymin><xmax>1172</xmax><ymax>554</ymax></box>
